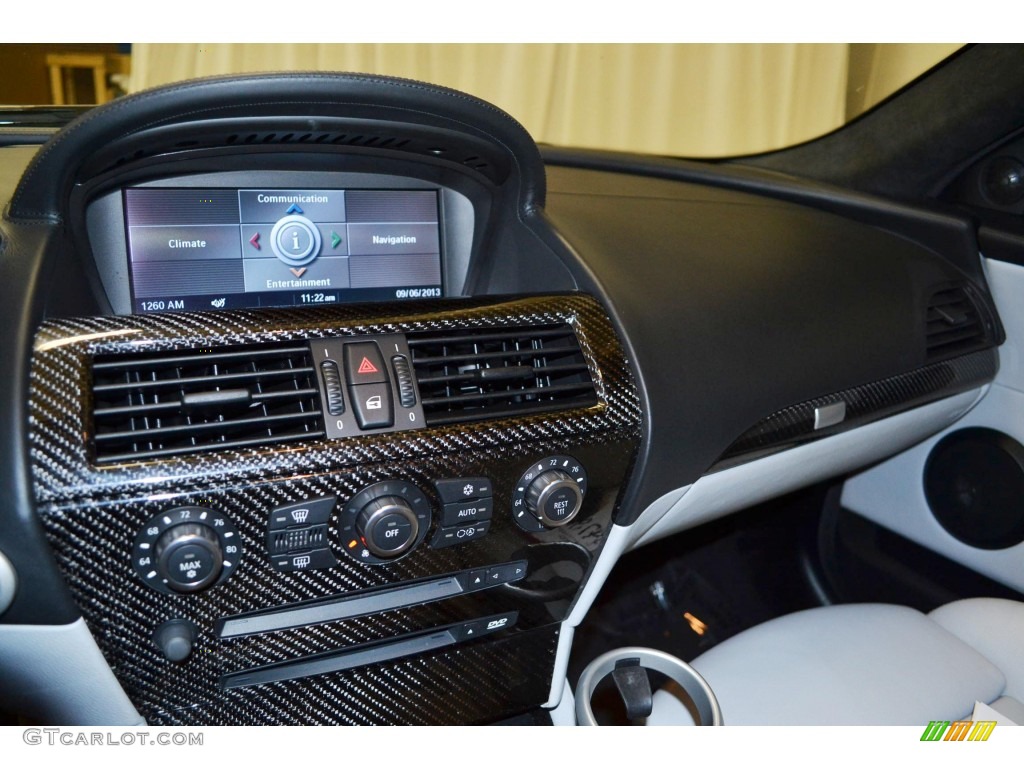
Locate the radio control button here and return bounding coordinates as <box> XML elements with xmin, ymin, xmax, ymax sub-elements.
<box><xmin>461</xmin><ymin>568</ymin><xmax>488</xmax><ymax>591</ymax></box>
<box><xmin>488</xmin><ymin>561</ymin><xmax>528</xmax><ymax>585</ymax></box>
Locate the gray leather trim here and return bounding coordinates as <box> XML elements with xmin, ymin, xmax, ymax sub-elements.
<box><xmin>930</xmin><ymin>598</ymin><xmax>1024</xmax><ymax>703</ymax></box>
<box><xmin>0</xmin><ymin>618</ymin><xmax>144</xmax><ymax>724</ymax></box>
<box><xmin>648</xmin><ymin>604</ymin><xmax>1005</xmax><ymax>725</ymax></box>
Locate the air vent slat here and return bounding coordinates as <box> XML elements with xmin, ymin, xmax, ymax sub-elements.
<box><xmin>409</xmin><ymin>324</ymin><xmax>598</xmax><ymax>426</ymax></box>
<box><xmin>94</xmin><ymin>366</ymin><xmax>316</xmax><ymax>394</ymax></box>
<box><xmin>406</xmin><ymin>328</ymin><xmax>572</xmax><ymax>348</ymax></box>
<box><xmin>925</xmin><ymin>285</ymin><xmax>990</xmax><ymax>363</ymax></box>
<box><xmin>424</xmin><ymin>396</ymin><xmax>600</xmax><ymax>427</ymax></box>
<box><xmin>92</xmin><ymin>345</ymin><xmax>310</xmax><ymax>371</ymax></box>
<box><xmin>95</xmin><ymin>411</ymin><xmax>319</xmax><ymax>444</ymax></box>
<box><xmin>96</xmin><ymin>430</ymin><xmax>326</xmax><ymax>464</ymax></box>
<box><xmin>91</xmin><ymin>342</ymin><xmax>324</xmax><ymax>464</ymax></box>
<box><xmin>415</xmin><ymin>362</ymin><xmax>591</xmax><ymax>387</ymax></box>
<box><xmin>410</xmin><ymin>347</ymin><xmax>583</xmax><ymax>367</ymax></box>
<box><xmin>420</xmin><ymin>382</ymin><xmax>597</xmax><ymax>408</ymax></box>
<box><xmin>93</xmin><ymin>388</ymin><xmax>320</xmax><ymax>418</ymax></box>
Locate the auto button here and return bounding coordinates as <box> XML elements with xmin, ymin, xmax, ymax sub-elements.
<box><xmin>441</xmin><ymin>498</ymin><xmax>493</xmax><ymax>526</ymax></box>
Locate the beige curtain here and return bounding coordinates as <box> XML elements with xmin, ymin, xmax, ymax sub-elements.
<box><xmin>846</xmin><ymin>43</ymin><xmax>962</xmax><ymax>118</ymax></box>
<box><xmin>127</xmin><ymin>43</ymin><xmax>956</xmax><ymax>158</ymax></box>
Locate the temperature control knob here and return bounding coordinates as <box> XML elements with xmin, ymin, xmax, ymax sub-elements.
<box><xmin>154</xmin><ymin>524</ymin><xmax>224</xmax><ymax>593</ymax></box>
<box><xmin>338</xmin><ymin>481</ymin><xmax>432</xmax><ymax>564</ymax></box>
<box><xmin>356</xmin><ymin>496</ymin><xmax>420</xmax><ymax>558</ymax></box>
<box><xmin>525</xmin><ymin>470</ymin><xmax>583</xmax><ymax>527</ymax></box>
<box><xmin>132</xmin><ymin>507</ymin><xmax>242</xmax><ymax>595</ymax></box>
<box><xmin>512</xmin><ymin>456</ymin><xmax>588</xmax><ymax>532</ymax></box>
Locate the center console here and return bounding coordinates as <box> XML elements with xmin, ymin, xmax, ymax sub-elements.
<box><xmin>3</xmin><ymin>72</ymin><xmax>646</xmax><ymax>725</ymax></box>
<box><xmin>29</xmin><ymin>294</ymin><xmax>640</xmax><ymax>724</ymax></box>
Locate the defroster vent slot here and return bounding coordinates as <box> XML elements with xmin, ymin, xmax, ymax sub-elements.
<box><xmin>408</xmin><ymin>324</ymin><xmax>598</xmax><ymax>426</ymax></box>
<box><xmin>925</xmin><ymin>284</ymin><xmax>992</xmax><ymax>362</ymax></box>
<box><xmin>91</xmin><ymin>342</ymin><xmax>325</xmax><ymax>464</ymax></box>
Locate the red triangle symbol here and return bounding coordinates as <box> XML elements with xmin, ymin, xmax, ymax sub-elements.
<box><xmin>357</xmin><ymin>357</ymin><xmax>379</xmax><ymax>374</ymax></box>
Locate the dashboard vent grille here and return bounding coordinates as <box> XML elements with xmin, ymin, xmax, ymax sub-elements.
<box><xmin>90</xmin><ymin>343</ymin><xmax>325</xmax><ymax>464</ymax></box>
<box><xmin>925</xmin><ymin>285</ymin><xmax>989</xmax><ymax>362</ymax></box>
<box><xmin>95</xmin><ymin>124</ymin><xmax>499</xmax><ymax>181</ymax></box>
<box><xmin>408</xmin><ymin>325</ymin><xmax>598</xmax><ymax>426</ymax></box>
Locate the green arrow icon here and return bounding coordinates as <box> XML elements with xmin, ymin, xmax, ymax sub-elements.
<box><xmin>330</xmin><ymin>231</ymin><xmax>342</xmax><ymax>249</ymax></box>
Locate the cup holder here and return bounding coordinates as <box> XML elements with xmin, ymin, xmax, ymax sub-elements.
<box><xmin>575</xmin><ymin>646</ymin><xmax>723</xmax><ymax>726</ymax></box>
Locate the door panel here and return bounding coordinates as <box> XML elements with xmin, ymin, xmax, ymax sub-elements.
<box><xmin>841</xmin><ymin>258</ymin><xmax>1024</xmax><ymax>592</ymax></box>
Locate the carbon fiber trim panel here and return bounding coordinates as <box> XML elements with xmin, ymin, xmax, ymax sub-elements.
<box><xmin>28</xmin><ymin>294</ymin><xmax>641</xmax><ymax>724</ymax></box>
<box><xmin>715</xmin><ymin>348</ymin><xmax>997</xmax><ymax>469</ymax></box>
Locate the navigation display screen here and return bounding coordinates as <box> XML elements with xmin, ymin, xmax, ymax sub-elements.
<box><xmin>124</xmin><ymin>188</ymin><xmax>444</xmax><ymax>313</ymax></box>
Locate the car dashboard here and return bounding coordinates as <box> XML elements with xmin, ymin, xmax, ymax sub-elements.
<box><xmin>0</xmin><ymin>72</ymin><xmax>1006</xmax><ymax>725</ymax></box>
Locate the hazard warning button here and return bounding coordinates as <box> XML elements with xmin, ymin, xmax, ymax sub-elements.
<box><xmin>343</xmin><ymin>341</ymin><xmax>389</xmax><ymax>385</ymax></box>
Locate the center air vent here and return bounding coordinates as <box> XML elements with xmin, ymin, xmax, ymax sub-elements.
<box><xmin>408</xmin><ymin>325</ymin><xmax>598</xmax><ymax>426</ymax></box>
<box><xmin>925</xmin><ymin>285</ymin><xmax>990</xmax><ymax>362</ymax></box>
<box><xmin>91</xmin><ymin>343</ymin><xmax>325</xmax><ymax>464</ymax></box>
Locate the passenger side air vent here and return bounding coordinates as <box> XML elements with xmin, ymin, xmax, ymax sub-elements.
<box><xmin>91</xmin><ymin>343</ymin><xmax>325</xmax><ymax>464</ymax></box>
<box><xmin>408</xmin><ymin>325</ymin><xmax>598</xmax><ymax>426</ymax></box>
<box><xmin>925</xmin><ymin>285</ymin><xmax>990</xmax><ymax>362</ymax></box>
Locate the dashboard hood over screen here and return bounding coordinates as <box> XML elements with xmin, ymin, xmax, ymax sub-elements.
<box><xmin>8</xmin><ymin>72</ymin><xmax>547</xmax><ymax>222</ymax></box>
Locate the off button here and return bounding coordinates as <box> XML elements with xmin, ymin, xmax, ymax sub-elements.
<box><xmin>370</xmin><ymin>513</ymin><xmax>415</xmax><ymax>554</ymax></box>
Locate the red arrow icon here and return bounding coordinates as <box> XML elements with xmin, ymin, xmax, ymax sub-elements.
<box><xmin>249</xmin><ymin>232</ymin><xmax>260</xmax><ymax>250</ymax></box>
<box><xmin>357</xmin><ymin>357</ymin><xmax>379</xmax><ymax>374</ymax></box>
<box><xmin>289</xmin><ymin>268</ymin><xmax>307</xmax><ymax>277</ymax></box>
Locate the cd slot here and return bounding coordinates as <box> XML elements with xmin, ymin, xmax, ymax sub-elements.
<box><xmin>216</xmin><ymin>560</ymin><xmax>527</xmax><ymax>639</ymax></box>
<box><xmin>221</xmin><ymin>611</ymin><xmax>517</xmax><ymax>689</ymax></box>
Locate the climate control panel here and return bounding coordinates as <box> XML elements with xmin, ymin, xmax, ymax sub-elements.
<box><xmin>132</xmin><ymin>456</ymin><xmax>588</xmax><ymax>595</ymax></box>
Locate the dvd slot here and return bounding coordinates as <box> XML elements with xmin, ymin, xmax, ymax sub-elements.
<box><xmin>221</xmin><ymin>611</ymin><xmax>517</xmax><ymax>689</ymax></box>
<box><xmin>216</xmin><ymin>560</ymin><xmax>527</xmax><ymax>639</ymax></box>
<box><xmin>216</xmin><ymin>576</ymin><xmax>464</xmax><ymax>639</ymax></box>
